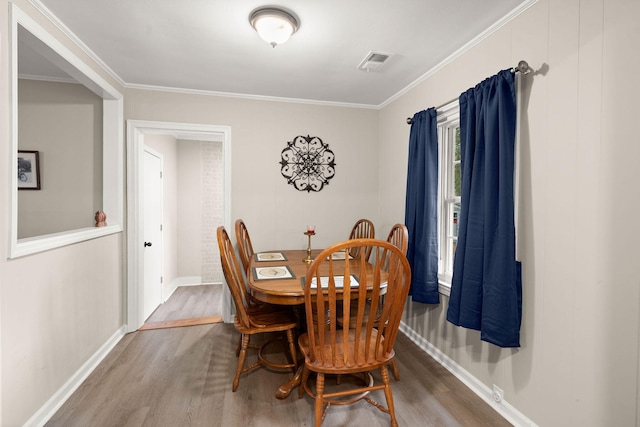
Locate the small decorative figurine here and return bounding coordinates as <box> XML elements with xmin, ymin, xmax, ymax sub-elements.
<box><xmin>95</xmin><ymin>211</ymin><xmax>107</xmax><ymax>227</ymax></box>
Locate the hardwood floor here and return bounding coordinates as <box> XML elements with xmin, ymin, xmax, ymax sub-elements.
<box><xmin>45</xmin><ymin>285</ymin><xmax>512</xmax><ymax>426</ymax></box>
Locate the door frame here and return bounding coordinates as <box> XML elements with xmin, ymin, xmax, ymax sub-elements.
<box><xmin>126</xmin><ymin>120</ymin><xmax>232</xmax><ymax>332</ymax></box>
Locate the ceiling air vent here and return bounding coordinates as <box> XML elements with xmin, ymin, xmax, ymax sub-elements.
<box><xmin>357</xmin><ymin>51</ymin><xmax>393</xmax><ymax>72</ymax></box>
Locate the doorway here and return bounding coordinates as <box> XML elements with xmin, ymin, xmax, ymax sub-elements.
<box><xmin>126</xmin><ymin>120</ymin><xmax>232</xmax><ymax>332</ymax></box>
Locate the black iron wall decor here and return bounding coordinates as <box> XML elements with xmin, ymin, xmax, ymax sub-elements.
<box><xmin>280</xmin><ymin>135</ymin><xmax>336</xmax><ymax>192</ymax></box>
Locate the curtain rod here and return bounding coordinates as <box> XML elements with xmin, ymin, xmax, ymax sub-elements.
<box><xmin>406</xmin><ymin>60</ymin><xmax>530</xmax><ymax>124</ymax></box>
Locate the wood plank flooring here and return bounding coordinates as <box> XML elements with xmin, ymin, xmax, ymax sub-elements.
<box><xmin>45</xmin><ymin>285</ymin><xmax>512</xmax><ymax>426</ymax></box>
<box><xmin>145</xmin><ymin>284</ymin><xmax>224</xmax><ymax>323</ymax></box>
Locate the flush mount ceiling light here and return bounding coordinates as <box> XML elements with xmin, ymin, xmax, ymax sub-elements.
<box><xmin>249</xmin><ymin>7</ymin><xmax>299</xmax><ymax>48</ymax></box>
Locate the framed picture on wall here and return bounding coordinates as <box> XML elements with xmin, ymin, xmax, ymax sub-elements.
<box><xmin>18</xmin><ymin>150</ymin><xmax>41</xmax><ymax>190</ymax></box>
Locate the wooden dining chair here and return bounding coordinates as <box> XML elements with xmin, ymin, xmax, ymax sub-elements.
<box><xmin>339</xmin><ymin>223</ymin><xmax>405</xmax><ymax>326</ymax></box>
<box><xmin>234</xmin><ymin>218</ymin><xmax>281</xmax><ymax>316</ymax></box>
<box><xmin>217</xmin><ymin>226</ymin><xmax>298</xmax><ymax>392</ymax></box>
<box><xmin>384</xmin><ymin>223</ymin><xmax>408</xmax><ymax>265</ymax></box>
<box><xmin>384</xmin><ymin>223</ymin><xmax>408</xmax><ymax>381</ymax></box>
<box><xmin>348</xmin><ymin>219</ymin><xmax>375</xmax><ymax>260</ymax></box>
<box><xmin>235</xmin><ymin>219</ymin><xmax>254</xmax><ymax>274</ymax></box>
<box><xmin>298</xmin><ymin>238</ymin><xmax>411</xmax><ymax>426</ymax></box>
<box><xmin>338</xmin><ymin>224</ymin><xmax>409</xmax><ymax>379</ymax></box>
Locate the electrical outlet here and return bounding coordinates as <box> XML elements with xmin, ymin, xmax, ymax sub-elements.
<box><xmin>492</xmin><ymin>384</ymin><xmax>504</xmax><ymax>403</ymax></box>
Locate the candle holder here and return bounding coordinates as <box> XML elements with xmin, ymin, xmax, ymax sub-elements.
<box><xmin>303</xmin><ymin>230</ymin><xmax>315</xmax><ymax>263</ymax></box>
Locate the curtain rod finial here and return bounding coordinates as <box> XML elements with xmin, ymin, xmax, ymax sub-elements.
<box><xmin>406</xmin><ymin>117</ymin><xmax>413</xmax><ymax>124</ymax></box>
<box><xmin>515</xmin><ymin>60</ymin><xmax>531</xmax><ymax>74</ymax></box>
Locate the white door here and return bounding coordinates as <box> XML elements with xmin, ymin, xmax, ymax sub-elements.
<box><xmin>143</xmin><ymin>148</ymin><xmax>163</xmax><ymax>320</ymax></box>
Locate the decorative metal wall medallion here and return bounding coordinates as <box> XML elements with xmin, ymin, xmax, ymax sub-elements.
<box><xmin>280</xmin><ymin>135</ymin><xmax>336</xmax><ymax>192</ymax></box>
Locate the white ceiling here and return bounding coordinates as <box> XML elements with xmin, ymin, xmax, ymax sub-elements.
<box><xmin>33</xmin><ymin>0</ymin><xmax>532</xmax><ymax>107</ymax></box>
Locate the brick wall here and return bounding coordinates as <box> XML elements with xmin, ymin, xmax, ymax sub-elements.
<box><xmin>201</xmin><ymin>141</ymin><xmax>223</xmax><ymax>283</ymax></box>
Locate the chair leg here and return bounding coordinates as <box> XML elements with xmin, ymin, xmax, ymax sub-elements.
<box><xmin>315</xmin><ymin>372</ymin><xmax>325</xmax><ymax>427</ymax></box>
<box><xmin>380</xmin><ymin>365</ymin><xmax>398</xmax><ymax>427</ymax></box>
<box><xmin>285</xmin><ymin>329</ymin><xmax>298</xmax><ymax>370</ymax></box>
<box><xmin>390</xmin><ymin>359</ymin><xmax>400</xmax><ymax>381</ymax></box>
<box><xmin>233</xmin><ymin>334</ymin><xmax>250</xmax><ymax>392</ymax></box>
<box><xmin>299</xmin><ymin>365</ymin><xmax>310</xmax><ymax>399</ymax></box>
<box><xmin>235</xmin><ymin>333</ymin><xmax>242</xmax><ymax>357</ymax></box>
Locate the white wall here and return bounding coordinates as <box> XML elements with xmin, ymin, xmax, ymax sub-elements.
<box><xmin>378</xmin><ymin>0</ymin><xmax>640</xmax><ymax>426</ymax></box>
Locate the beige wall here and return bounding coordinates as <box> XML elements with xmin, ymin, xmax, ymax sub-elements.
<box><xmin>176</xmin><ymin>140</ymin><xmax>203</xmax><ymax>279</ymax></box>
<box><xmin>378</xmin><ymin>0</ymin><xmax>640</xmax><ymax>426</ymax></box>
<box><xmin>125</xmin><ymin>91</ymin><xmax>380</xmax><ymax>251</ymax></box>
<box><xmin>18</xmin><ymin>79</ymin><xmax>103</xmax><ymax>238</ymax></box>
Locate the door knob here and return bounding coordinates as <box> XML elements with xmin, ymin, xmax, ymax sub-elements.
<box><xmin>144</xmin><ymin>242</ymin><xmax>152</xmax><ymax>247</ymax></box>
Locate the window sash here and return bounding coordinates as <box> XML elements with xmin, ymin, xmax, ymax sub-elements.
<box><xmin>437</xmin><ymin>101</ymin><xmax>460</xmax><ymax>292</ymax></box>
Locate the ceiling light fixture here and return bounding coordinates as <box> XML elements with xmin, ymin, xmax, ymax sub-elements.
<box><xmin>249</xmin><ymin>7</ymin><xmax>299</xmax><ymax>48</ymax></box>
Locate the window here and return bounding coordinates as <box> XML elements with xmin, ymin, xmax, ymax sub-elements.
<box><xmin>437</xmin><ymin>101</ymin><xmax>460</xmax><ymax>294</ymax></box>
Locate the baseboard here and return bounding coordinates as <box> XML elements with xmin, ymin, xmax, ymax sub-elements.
<box><xmin>24</xmin><ymin>325</ymin><xmax>127</xmax><ymax>427</ymax></box>
<box><xmin>399</xmin><ymin>322</ymin><xmax>538</xmax><ymax>427</ymax></box>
